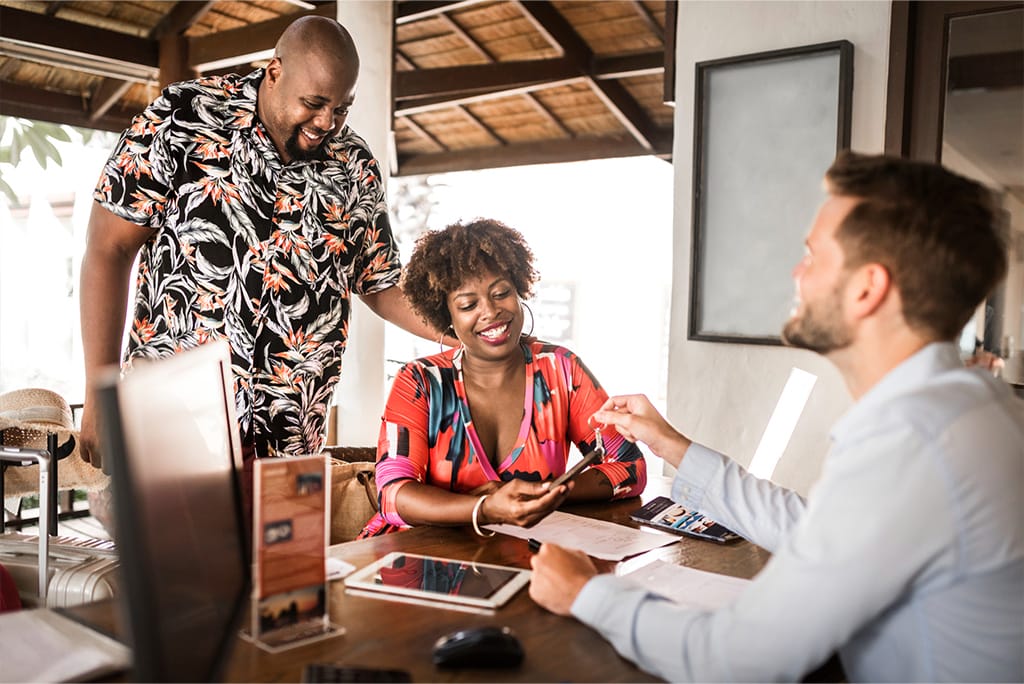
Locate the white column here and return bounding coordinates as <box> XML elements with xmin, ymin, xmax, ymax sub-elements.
<box><xmin>332</xmin><ymin>2</ymin><xmax>394</xmax><ymax>447</ymax></box>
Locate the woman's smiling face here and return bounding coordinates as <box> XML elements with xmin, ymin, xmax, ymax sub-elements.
<box><xmin>446</xmin><ymin>269</ymin><xmax>524</xmax><ymax>361</ymax></box>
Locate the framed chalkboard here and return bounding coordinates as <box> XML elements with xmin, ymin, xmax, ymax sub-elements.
<box><xmin>689</xmin><ymin>41</ymin><xmax>853</xmax><ymax>344</ymax></box>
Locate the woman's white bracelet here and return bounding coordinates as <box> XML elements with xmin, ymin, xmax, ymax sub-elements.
<box><xmin>472</xmin><ymin>494</ymin><xmax>496</xmax><ymax>537</ymax></box>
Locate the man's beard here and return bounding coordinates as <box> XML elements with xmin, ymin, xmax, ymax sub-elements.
<box><xmin>285</xmin><ymin>127</ymin><xmax>330</xmax><ymax>161</ymax></box>
<box><xmin>781</xmin><ymin>285</ymin><xmax>853</xmax><ymax>354</ymax></box>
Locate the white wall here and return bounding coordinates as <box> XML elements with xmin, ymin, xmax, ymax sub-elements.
<box><xmin>670</xmin><ymin>1</ymin><xmax>892</xmax><ymax>494</ymax></box>
<box><xmin>332</xmin><ymin>2</ymin><xmax>394</xmax><ymax>447</ymax></box>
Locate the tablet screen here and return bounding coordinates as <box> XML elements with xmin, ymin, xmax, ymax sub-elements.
<box><xmin>374</xmin><ymin>554</ymin><xmax>518</xmax><ymax>599</ymax></box>
<box><xmin>344</xmin><ymin>552</ymin><xmax>531</xmax><ymax>610</ymax></box>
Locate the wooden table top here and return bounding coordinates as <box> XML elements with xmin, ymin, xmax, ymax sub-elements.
<box><xmin>223</xmin><ymin>478</ymin><xmax>771</xmax><ymax>683</ymax></box>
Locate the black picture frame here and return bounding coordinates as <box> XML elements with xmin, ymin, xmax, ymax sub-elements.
<box><xmin>689</xmin><ymin>40</ymin><xmax>854</xmax><ymax>345</ymax></box>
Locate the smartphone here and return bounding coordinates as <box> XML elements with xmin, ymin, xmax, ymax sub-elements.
<box><xmin>549</xmin><ymin>446</ymin><xmax>604</xmax><ymax>488</ymax></box>
<box><xmin>301</xmin><ymin>664</ymin><xmax>412</xmax><ymax>683</ymax></box>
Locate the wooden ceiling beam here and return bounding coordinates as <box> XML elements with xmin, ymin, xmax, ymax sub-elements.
<box><xmin>89</xmin><ymin>78</ymin><xmax>133</xmax><ymax>121</ymax></box>
<box><xmin>629</xmin><ymin>0</ymin><xmax>664</xmax><ymax>42</ymax></box>
<box><xmin>663</xmin><ymin>0</ymin><xmax>677</xmax><ymax>105</ymax></box>
<box><xmin>0</xmin><ymin>58</ymin><xmax>20</xmax><ymax>81</ymax></box>
<box><xmin>396</xmin><ymin>134</ymin><xmax>671</xmax><ymax>176</ymax></box>
<box><xmin>594</xmin><ymin>51</ymin><xmax>664</xmax><ymax>80</ymax></box>
<box><xmin>436</xmin><ymin>12</ymin><xmax>494</xmax><ymax>62</ymax></box>
<box><xmin>188</xmin><ymin>3</ymin><xmax>336</xmax><ymax>72</ymax></box>
<box><xmin>523</xmin><ymin>92</ymin><xmax>574</xmax><ymax>138</ymax></box>
<box><xmin>396</xmin><ymin>57</ymin><xmax>579</xmax><ymax>99</ymax></box>
<box><xmin>395</xmin><ymin>76</ymin><xmax>584</xmax><ymax>117</ymax></box>
<box><xmin>396</xmin><ymin>0</ymin><xmax>490</xmax><ymax>25</ymax></box>
<box><xmin>0</xmin><ymin>6</ymin><xmax>158</xmax><ymax>70</ymax></box>
<box><xmin>396</xmin><ymin>51</ymin><xmax>416</xmax><ymax>71</ymax></box>
<box><xmin>512</xmin><ymin>1</ymin><xmax>661</xmax><ymax>150</ymax></box>
<box><xmin>586</xmin><ymin>78</ymin><xmax>660</xmax><ymax>152</ymax></box>
<box><xmin>458</xmin><ymin>105</ymin><xmax>506</xmax><ymax>144</ymax></box>
<box><xmin>395</xmin><ymin>51</ymin><xmax>663</xmax><ymax>101</ymax></box>
<box><xmin>150</xmin><ymin>1</ymin><xmax>216</xmax><ymax>40</ymax></box>
<box><xmin>401</xmin><ymin>115</ymin><xmax>448</xmax><ymax>151</ymax></box>
<box><xmin>153</xmin><ymin>2</ymin><xmax>216</xmax><ymax>89</ymax></box>
<box><xmin>0</xmin><ymin>81</ymin><xmax>132</xmax><ymax>133</ymax></box>
<box><xmin>514</xmin><ymin>1</ymin><xmax>585</xmax><ymax>62</ymax></box>
<box><xmin>438</xmin><ymin>11</ymin><xmax>572</xmax><ymax>139</ymax></box>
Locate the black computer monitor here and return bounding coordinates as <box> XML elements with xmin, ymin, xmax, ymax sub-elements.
<box><xmin>97</xmin><ymin>341</ymin><xmax>249</xmax><ymax>682</ymax></box>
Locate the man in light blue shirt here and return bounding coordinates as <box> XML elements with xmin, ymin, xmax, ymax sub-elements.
<box><xmin>529</xmin><ymin>152</ymin><xmax>1023</xmax><ymax>682</ymax></box>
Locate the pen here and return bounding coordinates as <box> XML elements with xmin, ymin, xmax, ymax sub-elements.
<box><xmin>527</xmin><ymin>538</ymin><xmax>542</xmax><ymax>553</ymax></box>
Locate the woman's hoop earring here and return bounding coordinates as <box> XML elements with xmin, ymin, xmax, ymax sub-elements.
<box><xmin>439</xmin><ymin>325</ymin><xmax>456</xmax><ymax>353</ymax></box>
<box><xmin>521</xmin><ymin>300</ymin><xmax>535</xmax><ymax>338</ymax></box>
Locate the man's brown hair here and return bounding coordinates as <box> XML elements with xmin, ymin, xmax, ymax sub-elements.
<box><xmin>826</xmin><ymin>151</ymin><xmax>1007</xmax><ymax>341</ymax></box>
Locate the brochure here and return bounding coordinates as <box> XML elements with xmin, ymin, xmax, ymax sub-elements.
<box><xmin>630</xmin><ymin>496</ymin><xmax>741</xmax><ymax>544</ymax></box>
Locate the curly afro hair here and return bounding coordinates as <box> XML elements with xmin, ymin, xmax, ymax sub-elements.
<box><xmin>402</xmin><ymin>218</ymin><xmax>538</xmax><ymax>333</ymax></box>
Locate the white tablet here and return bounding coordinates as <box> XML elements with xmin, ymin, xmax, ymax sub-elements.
<box><xmin>344</xmin><ymin>552</ymin><xmax>530</xmax><ymax>610</ymax></box>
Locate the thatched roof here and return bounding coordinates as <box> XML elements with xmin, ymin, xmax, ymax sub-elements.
<box><xmin>0</xmin><ymin>0</ymin><xmax>676</xmax><ymax>175</ymax></box>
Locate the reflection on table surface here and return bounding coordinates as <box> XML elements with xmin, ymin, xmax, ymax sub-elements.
<box><xmin>67</xmin><ymin>477</ymin><xmax>770</xmax><ymax>683</ymax></box>
<box><xmin>224</xmin><ymin>476</ymin><xmax>770</xmax><ymax>683</ymax></box>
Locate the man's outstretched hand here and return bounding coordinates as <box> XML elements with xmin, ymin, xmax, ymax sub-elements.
<box><xmin>528</xmin><ymin>543</ymin><xmax>598</xmax><ymax>616</ymax></box>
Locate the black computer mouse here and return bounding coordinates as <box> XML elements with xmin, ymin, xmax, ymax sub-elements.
<box><xmin>431</xmin><ymin>625</ymin><xmax>524</xmax><ymax>669</ymax></box>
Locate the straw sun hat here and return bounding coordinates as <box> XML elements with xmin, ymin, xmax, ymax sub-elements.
<box><xmin>0</xmin><ymin>388</ymin><xmax>108</xmax><ymax>497</ymax></box>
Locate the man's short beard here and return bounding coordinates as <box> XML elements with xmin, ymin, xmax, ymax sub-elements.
<box><xmin>782</xmin><ymin>316</ymin><xmax>852</xmax><ymax>354</ymax></box>
<box><xmin>285</xmin><ymin>128</ymin><xmax>329</xmax><ymax>161</ymax></box>
<box><xmin>781</xmin><ymin>288</ymin><xmax>852</xmax><ymax>354</ymax></box>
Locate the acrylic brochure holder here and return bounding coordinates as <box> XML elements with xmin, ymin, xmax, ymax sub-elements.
<box><xmin>242</xmin><ymin>453</ymin><xmax>342</xmax><ymax>652</ymax></box>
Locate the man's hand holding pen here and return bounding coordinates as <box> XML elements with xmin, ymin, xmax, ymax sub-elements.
<box><xmin>528</xmin><ymin>543</ymin><xmax>598</xmax><ymax>616</ymax></box>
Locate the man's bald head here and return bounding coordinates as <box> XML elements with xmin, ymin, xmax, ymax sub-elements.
<box><xmin>258</xmin><ymin>16</ymin><xmax>360</xmax><ymax>163</ymax></box>
<box><xmin>276</xmin><ymin>16</ymin><xmax>359</xmax><ymax>76</ymax></box>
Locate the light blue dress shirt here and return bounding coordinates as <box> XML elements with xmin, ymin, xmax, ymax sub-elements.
<box><xmin>572</xmin><ymin>343</ymin><xmax>1024</xmax><ymax>682</ymax></box>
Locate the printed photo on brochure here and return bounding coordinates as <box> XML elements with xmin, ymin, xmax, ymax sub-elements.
<box><xmin>630</xmin><ymin>496</ymin><xmax>741</xmax><ymax>544</ymax></box>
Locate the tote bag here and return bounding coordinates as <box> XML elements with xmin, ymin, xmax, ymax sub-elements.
<box><xmin>329</xmin><ymin>459</ymin><xmax>378</xmax><ymax>543</ymax></box>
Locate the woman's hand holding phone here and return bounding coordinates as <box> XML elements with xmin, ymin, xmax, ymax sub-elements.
<box><xmin>482</xmin><ymin>478</ymin><xmax>572</xmax><ymax>528</ymax></box>
<box><xmin>548</xmin><ymin>447</ymin><xmax>604</xmax><ymax>489</ymax></box>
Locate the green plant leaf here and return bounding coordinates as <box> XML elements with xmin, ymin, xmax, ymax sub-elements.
<box><xmin>0</xmin><ymin>176</ymin><xmax>17</xmax><ymax>205</ymax></box>
<box><xmin>9</xmin><ymin>128</ymin><xmax>23</xmax><ymax>165</ymax></box>
<box><xmin>34</xmin><ymin>121</ymin><xmax>72</xmax><ymax>143</ymax></box>
<box><xmin>27</xmin><ymin>133</ymin><xmax>62</xmax><ymax>168</ymax></box>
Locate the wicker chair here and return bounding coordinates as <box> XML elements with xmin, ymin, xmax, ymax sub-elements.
<box><xmin>322</xmin><ymin>445</ymin><xmax>377</xmax><ymax>463</ymax></box>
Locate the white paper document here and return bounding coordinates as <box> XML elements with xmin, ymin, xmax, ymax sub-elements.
<box><xmin>485</xmin><ymin>510</ymin><xmax>679</xmax><ymax>561</ymax></box>
<box><xmin>0</xmin><ymin>608</ymin><xmax>131</xmax><ymax>683</ymax></box>
<box><xmin>326</xmin><ymin>555</ymin><xmax>357</xmax><ymax>581</ymax></box>
<box><xmin>619</xmin><ymin>559</ymin><xmax>751</xmax><ymax>610</ymax></box>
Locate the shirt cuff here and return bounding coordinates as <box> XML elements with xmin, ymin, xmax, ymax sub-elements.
<box><xmin>571</xmin><ymin>574</ymin><xmax>638</xmax><ymax>627</ymax></box>
<box><xmin>93</xmin><ymin>195</ymin><xmax>163</xmax><ymax>230</ymax></box>
<box><xmin>378</xmin><ymin>478</ymin><xmax>411</xmax><ymax>527</ymax></box>
<box><xmin>670</xmin><ymin>442</ymin><xmax>727</xmax><ymax>510</ymax></box>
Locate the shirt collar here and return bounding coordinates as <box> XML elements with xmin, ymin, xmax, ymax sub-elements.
<box><xmin>220</xmin><ymin>69</ymin><xmax>264</xmax><ymax>131</ymax></box>
<box><xmin>830</xmin><ymin>341</ymin><xmax>963</xmax><ymax>442</ymax></box>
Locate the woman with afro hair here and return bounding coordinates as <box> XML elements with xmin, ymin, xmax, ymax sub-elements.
<box><xmin>359</xmin><ymin>219</ymin><xmax>645</xmax><ymax>537</ymax></box>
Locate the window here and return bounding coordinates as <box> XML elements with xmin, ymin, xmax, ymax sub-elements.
<box><xmin>0</xmin><ymin>119</ymin><xmax>116</xmax><ymax>403</ymax></box>
<box><xmin>385</xmin><ymin>157</ymin><xmax>674</xmax><ymax>472</ymax></box>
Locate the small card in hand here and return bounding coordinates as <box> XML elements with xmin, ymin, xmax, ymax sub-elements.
<box><xmin>630</xmin><ymin>496</ymin><xmax>741</xmax><ymax>544</ymax></box>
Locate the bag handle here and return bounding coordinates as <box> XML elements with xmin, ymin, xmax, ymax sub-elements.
<box><xmin>356</xmin><ymin>469</ymin><xmax>379</xmax><ymax>512</ymax></box>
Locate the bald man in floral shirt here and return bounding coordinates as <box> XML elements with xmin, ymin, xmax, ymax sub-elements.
<box><xmin>81</xmin><ymin>17</ymin><xmax>438</xmax><ymax>469</ymax></box>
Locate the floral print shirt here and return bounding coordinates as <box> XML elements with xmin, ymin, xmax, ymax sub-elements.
<box><xmin>93</xmin><ymin>69</ymin><xmax>401</xmax><ymax>456</ymax></box>
<box><xmin>359</xmin><ymin>340</ymin><xmax>647</xmax><ymax>537</ymax></box>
